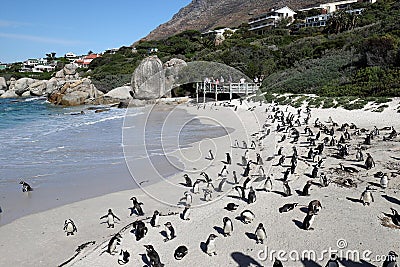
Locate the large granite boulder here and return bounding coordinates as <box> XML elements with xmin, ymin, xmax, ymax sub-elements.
<box><xmin>0</xmin><ymin>90</ymin><xmax>5</xmax><ymax>96</ymax></box>
<box><xmin>14</xmin><ymin>78</ymin><xmax>35</xmax><ymax>96</ymax></box>
<box><xmin>104</xmin><ymin>86</ymin><xmax>132</xmax><ymax>101</ymax></box>
<box><xmin>64</xmin><ymin>63</ymin><xmax>78</xmax><ymax>75</ymax></box>
<box><xmin>0</xmin><ymin>89</ymin><xmax>18</xmax><ymax>98</ymax></box>
<box><xmin>131</xmin><ymin>56</ymin><xmax>166</xmax><ymax>100</ymax></box>
<box><xmin>45</xmin><ymin>77</ymin><xmax>58</xmax><ymax>95</ymax></box>
<box><xmin>164</xmin><ymin>58</ymin><xmax>187</xmax><ymax>95</ymax></box>
<box><xmin>21</xmin><ymin>91</ymin><xmax>31</xmax><ymax>97</ymax></box>
<box><xmin>59</xmin><ymin>91</ymin><xmax>89</xmax><ymax>106</ymax></box>
<box><xmin>55</xmin><ymin>69</ymin><xmax>65</xmax><ymax>78</ymax></box>
<box><xmin>29</xmin><ymin>81</ymin><xmax>47</xmax><ymax>96</ymax></box>
<box><xmin>7</xmin><ymin>77</ymin><xmax>16</xmax><ymax>91</ymax></box>
<box><xmin>0</xmin><ymin>77</ymin><xmax>6</xmax><ymax>90</ymax></box>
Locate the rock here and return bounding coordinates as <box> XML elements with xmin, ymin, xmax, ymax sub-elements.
<box><xmin>104</xmin><ymin>86</ymin><xmax>132</xmax><ymax>101</ymax></box>
<box><xmin>0</xmin><ymin>89</ymin><xmax>18</xmax><ymax>98</ymax></box>
<box><xmin>55</xmin><ymin>69</ymin><xmax>65</xmax><ymax>78</ymax></box>
<box><xmin>21</xmin><ymin>91</ymin><xmax>31</xmax><ymax>97</ymax></box>
<box><xmin>117</xmin><ymin>99</ymin><xmax>148</xmax><ymax>108</ymax></box>
<box><xmin>14</xmin><ymin>78</ymin><xmax>35</xmax><ymax>96</ymax></box>
<box><xmin>164</xmin><ymin>58</ymin><xmax>187</xmax><ymax>96</ymax></box>
<box><xmin>7</xmin><ymin>77</ymin><xmax>16</xmax><ymax>91</ymax></box>
<box><xmin>0</xmin><ymin>77</ymin><xmax>6</xmax><ymax>90</ymax></box>
<box><xmin>64</xmin><ymin>63</ymin><xmax>77</xmax><ymax>75</ymax></box>
<box><xmin>131</xmin><ymin>56</ymin><xmax>166</xmax><ymax>100</ymax></box>
<box><xmin>59</xmin><ymin>91</ymin><xmax>89</xmax><ymax>106</ymax></box>
<box><xmin>29</xmin><ymin>81</ymin><xmax>47</xmax><ymax>96</ymax></box>
<box><xmin>45</xmin><ymin>78</ymin><xmax>58</xmax><ymax>95</ymax></box>
<box><xmin>0</xmin><ymin>90</ymin><xmax>5</xmax><ymax>96</ymax></box>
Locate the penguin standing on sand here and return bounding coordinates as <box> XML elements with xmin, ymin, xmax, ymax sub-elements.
<box><xmin>319</xmin><ymin>173</ymin><xmax>329</xmax><ymax>187</ymax></box>
<box><xmin>107</xmin><ymin>233</ymin><xmax>122</xmax><ymax>255</ymax></box>
<box><xmin>256</xmin><ymin>153</ymin><xmax>263</xmax><ymax>165</ymax></box>
<box><xmin>19</xmin><ymin>181</ymin><xmax>33</xmax><ymax>192</ymax></box>
<box><xmin>217</xmin><ymin>178</ymin><xmax>227</xmax><ymax>192</ymax></box>
<box><xmin>133</xmin><ymin>220</ymin><xmax>148</xmax><ymax>241</ymax></box>
<box><xmin>181</xmin><ymin>205</ymin><xmax>191</xmax><ymax>221</ymax></box>
<box><xmin>255</xmin><ymin>223</ymin><xmax>267</xmax><ymax>244</ymax></box>
<box><xmin>380</xmin><ymin>173</ymin><xmax>388</xmax><ymax>189</ymax></box>
<box><xmin>192</xmin><ymin>179</ymin><xmax>201</xmax><ymax>194</ymax></box>
<box><xmin>263</xmin><ymin>175</ymin><xmax>273</xmax><ymax>192</ymax></box>
<box><xmin>390</xmin><ymin>208</ymin><xmax>400</xmax><ymax>226</ymax></box>
<box><xmin>302</xmin><ymin>210</ymin><xmax>316</xmax><ymax>230</ymax></box>
<box><xmin>283</xmin><ymin>181</ymin><xmax>292</xmax><ymax>197</ymax></box>
<box><xmin>183</xmin><ymin>174</ymin><xmax>192</xmax><ymax>187</ymax></box>
<box><xmin>233</xmin><ymin>171</ymin><xmax>239</xmax><ymax>184</ymax></box>
<box><xmin>365</xmin><ymin>153</ymin><xmax>375</xmax><ymax>170</ymax></box>
<box><xmin>150</xmin><ymin>210</ymin><xmax>160</xmax><ymax>227</ymax></box>
<box><xmin>205</xmin><ymin>234</ymin><xmax>218</xmax><ymax>256</ymax></box>
<box><xmin>144</xmin><ymin>245</ymin><xmax>164</xmax><ymax>267</ymax></box>
<box><xmin>100</xmin><ymin>209</ymin><xmax>120</xmax><ymax>228</ymax></box>
<box><xmin>308</xmin><ymin>200</ymin><xmax>322</xmax><ymax>214</ymax></box>
<box><xmin>241</xmin><ymin>210</ymin><xmax>255</xmax><ymax>224</ymax></box>
<box><xmin>360</xmin><ymin>186</ymin><xmax>374</xmax><ymax>206</ymax></box>
<box><xmin>243</xmin><ymin>161</ymin><xmax>252</xmax><ymax>177</ymax></box>
<box><xmin>382</xmin><ymin>251</ymin><xmax>398</xmax><ymax>267</ymax></box>
<box><xmin>208</xmin><ymin>149</ymin><xmax>214</xmax><ymax>160</ymax></box>
<box><xmin>219</xmin><ymin>165</ymin><xmax>229</xmax><ymax>177</ymax></box>
<box><xmin>325</xmin><ymin>254</ymin><xmax>339</xmax><ymax>267</ymax></box>
<box><xmin>311</xmin><ymin>165</ymin><xmax>319</xmax><ymax>178</ymax></box>
<box><xmin>226</xmin><ymin>153</ymin><xmax>231</xmax><ymax>164</ymax></box>
<box><xmin>225</xmin><ymin>203</ymin><xmax>239</xmax><ymax>212</ymax></box>
<box><xmin>223</xmin><ymin>217</ymin><xmax>234</xmax><ymax>237</ymax></box>
<box><xmin>163</xmin><ymin>222</ymin><xmax>175</xmax><ymax>242</ymax></box>
<box><xmin>130</xmin><ymin>197</ymin><xmax>144</xmax><ymax>216</ymax></box>
<box><xmin>301</xmin><ymin>181</ymin><xmax>312</xmax><ymax>196</ymax></box>
<box><xmin>203</xmin><ymin>189</ymin><xmax>212</xmax><ymax>201</ymax></box>
<box><xmin>118</xmin><ymin>250</ymin><xmax>130</xmax><ymax>265</ymax></box>
<box><xmin>247</xmin><ymin>187</ymin><xmax>256</xmax><ymax>204</ymax></box>
<box><xmin>279</xmin><ymin>203</ymin><xmax>298</xmax><ymax>213</ymax></box>
<box><xmin>180</xmin><ymin>191</ymin><xmax>193</xmax><ymax>206</ymax></box>
<box><xmin>63</xmin><ymin>219</ymin><xmax>77</xmax><ymax>236</ymax></box>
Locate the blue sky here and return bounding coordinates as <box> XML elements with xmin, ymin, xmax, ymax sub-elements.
<box><xmin>0</xmin><ymin>0</ymin><xmax>191</xmax><ymax>63</ymax></box>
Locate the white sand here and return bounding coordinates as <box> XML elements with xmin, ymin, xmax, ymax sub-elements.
<box><xmin>0</xmin><ymin>98</ymin><xmax>399</xmax><ymax>267</ymax></box>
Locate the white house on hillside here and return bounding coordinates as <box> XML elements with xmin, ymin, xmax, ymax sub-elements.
<box><xmin>249</xmin><ymin>6</ymin><xmax>296</xmax><ymax>34</ymax></box>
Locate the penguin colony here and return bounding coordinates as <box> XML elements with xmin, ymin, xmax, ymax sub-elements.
<box><xmin>15</xmin><ymin>99</ymin><xmax>400</xmax><ymax>266</ymax></box>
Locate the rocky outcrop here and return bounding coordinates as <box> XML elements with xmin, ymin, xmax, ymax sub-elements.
<box><xmin>59</xmin><ymin>91</ymin><xmax>90</xmax><ymax>106</ymax></box>
<box><xmin>104</xmin><ymin>86</ymin><xmax>132</xmax><ymax>101</ymax></box>
<box><xmin>164</xmin><ymin>58</ymin><xmax>187</xmax><ymax>95</ymax></box>
<box><xmin>0</xmin><ymin>77</ymin><xmax>6</xmax><ymax>91</ymax></box>
<box><xmin>131</xmin><ymin>56</ymin><xmax>166</xmax><ymax>100</ymax></box>
<box><xmin>29</xmin><ymin>81</ymin><xmax>47</xmax><ymax>96</ymax></box>
<box><xmin>0</xmin><ymin>89</ymin><xmax>18</xmax><ymax>98</ymax></box>
<box><xmin>14</xmin><ymin>78</ymin><xmax>35</xmax><ymax>96</ymax></box>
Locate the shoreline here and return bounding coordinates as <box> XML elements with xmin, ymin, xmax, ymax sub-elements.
<box><xmin>0</xmin><ymin>99</ymin><xmax>399</xmax><ymax>266</ymax></box>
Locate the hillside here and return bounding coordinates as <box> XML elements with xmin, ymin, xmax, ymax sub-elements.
<box><xmin>143</xmin><ymin>0</ymin><xmax>335</xmax><ymax>41</ymax></box>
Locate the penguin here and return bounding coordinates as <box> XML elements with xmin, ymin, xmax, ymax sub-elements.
<box><xmin>263</xmin><ymin>175</ymin><xmax>273</xmax><ymax>192</ymax></box>
<box><xmin>174</xmin><ymin>246</ymin><xmax>188</xmax><ymax>260</ymax></box>
<box><xmin>205</xmin><ymin>234</ymin><xmax>218</xmax><ymax>256</ymax></box>
<box><xmin>100</xmin><ymin>209</ymin><xmax>120</xmax><ymax>228</ymax></box>
<box><xmin>130</xmin><ymin>197</ymin><xmax>144</xmax><ymax>216</ymax></box>
<box><xmin>319</xmin><ymin>173</ymin><xmax>330</xmax><ymax>187</ymax></box>
<box><xmin>183</xmin><ymin>174</ymin><xmax>192</xmax><ymax>187</ymax></box>
<box><xmin>256</xmin><ymin>153</ymin><xmax>263</xmax><ymax>165</ymax></box>
<box><xmin>365</xmin><ymin>153</ymin><xmax>375</xmax><ymax>170</ymax></box>
<box><xmin>219</xmin><ymin>165</ymin><xmax>229</xmax><ymax>177</ymax></box>
<box><xmin>234</xmin><ymin>186</ymin><xmax>245</xmax><ymax>200</ymax></box>
<box><xmin>181</xmin><ymin>205</ymin><xmax>191</xmax><ymax>220</ymax></box>
<box><xmin>339</xmin><ymin>163</ymin><xmax>359</xmax><ymax>173</ymax></box>
<box><xmin>355</xmin><ymin>147</ymin><xmax>364</xmax><ymax>161</ymax></box>
<box><xmin>223</xmin><ymin>217</ymin><xmax>234</xmax><ymax>237</ymax></box>
<box><xmin>258</xmin><ymin>166</ymin><xmax>265</xmax><ymax>177</ymax></box>
<box><xmin>192</xmin><ymin>179</ymin><xmax>201</xmax><ymax>194</ymax></box>
<box><xmin>150</xmin><ymin>210</ymin><xmax>160</xmax><ymax>227</ymax></box>
<box><xmin>232</xmin><ymin>170</ymin><xmax>239</xmax><ymax>184</ymax></box>
<box><xmin>217</xmin><ymin>178</ymin><xmax>227</xmax><ymax>192</ymax></box>
<box><xmin>247</xmin><ymin>187</ymin><xmax>256</xmax><ymax>204</ymax></box>
<box><xmin>302</xmin><ymin>210</ymin><xmax>315</xmax><ymax>230</ymax></box>
<box><xmin>203</xmin><ymin>189</ymin><xmax>212</xmax><ymax>201</ymax></box>
<box><xmin>180</xmin><ymin>191</ymin><xmax>192</xmax><ymax>206</ymax></box>
<box><xmin>277</xmin><ymin>147</ymin><xmax>283</xmax><ymax>156</ymax></box>
<box><xmin>277</xmin><ymin>155</ymin><xmax>285</xmax><ymax>166</ymax></box>
<box><xmin>279</xmin><ymin>203</ymin><xmax>298</xmax><ymax>213</ymax></box>
<box><xmin>208</xmin><ymin>149</ymin><xmax>214</xmax><ymax>160</ymax></box>
<box><xmin>63</xmin><ymin>219</ymin><xmax>77</xmax><ymax>236</ymax></box>
<box><xmin>144</xmin><ymin>245</ymin><xmax>164</xmax><ymax>267</ymax></box>
<box><xmin>243</xmin><ymin>161</ymin><xmax>252</xmax><ymax>177</ymax></box>
<box><xmin>390</xmin><ymin>208</ymin><xmax>400</xmax><ymax>226</ymax></box>
<box><xmin>107</xmin><ymin>233</ymin><xmax>122</xmax><ymax>255</ymax></box>
<box><xmin>380</xmin><ymin>173</ymin><xmax>388</xmax><ymax>189</ymax></box>
<box><xmin>133</xmin><ymin>220</ymin><xmax>148</xmax><ymax>241</ymax></box>
<box><xmin>283</xmin><ymin>168</ymin><xmax>291</xmax><ymax>182</ymax></box>
<box><xmin>19</xmin><ymin>181</ymin><xmax>33</xmax><ymax>192</ymax></box>
<box><xmin>226</xmin><ymin>153</ymin><xmax>231</xmax><ymax>164</ymax></box>
<box><xmin>301</xmin><ymin>180</ymin><xmax>312</xmax><ymax>196</ymax></box>
<box><xmin>308</xmin><ymin>200</ymin><xmax>322</xmax><ymax>215</ymax></box>
<box><xmin>225</xmin><ymin>203</ymin><xmax>239</xmax><ymax>212</ymax></box>
<box><xmin>118</xmin><ymin>250</ymin><xmax>130</xmax><ymax>265</ymax></box>
<box><xmin>273</xmin><ymin>258</ymin><xmax>284</xmax><ymax>267</ymax></box>
<box><xmin>325</xmin><ymin>254</ymin><xmax>339</xmax><ymax>267</ymax></box>
<box><xmin>360</xmin><ymin>186</ymin><xmax>374</xmax><ymax>206</ymax></box>
<box><xmin>242</xmin><ymin>141</ymin><xmax>247</xmax><ymax>149</ymax></box>
<box><xmin>241</xmin><ymin>210</ymin><xmax>255</xmax><ymax>224</ymax></box>
<box><xmin>200</xmin><ymin>172</ymin><xmax>215</xmax><ymax>190</ymax></box>
<box><xmin>283</xmin><ymin>181</ymin><xmax>291</xmax><ymax>197</ymax></box>
<box><xmin>311</xmin><ymin>165</ymin><xmax>318</xmax><ymax>178</ymax></box>
<box><xmin>163</xmin><ymin>222</ymin><xmax>175</xmax><ymax>242</ymax></box>
<box><xmin>382</xmin><ymin>251</ymin><xmax>398</xmax><ymax>267</ymax></box>
<box><xmin>255</xmin><ymin>223</ymin><xmax>267</xmax><ymax>244</ymax></box>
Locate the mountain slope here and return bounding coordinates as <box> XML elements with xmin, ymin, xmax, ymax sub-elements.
<box><xmin>143</xmin><ymin>0</ymin><xmax>333</xmax><ymax>41</ymax></box>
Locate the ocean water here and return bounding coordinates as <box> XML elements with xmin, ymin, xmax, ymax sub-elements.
<box><xmin>0</xmin><ymin>98</ymin><xmax>230</xmax><ymax>225</ymax></box>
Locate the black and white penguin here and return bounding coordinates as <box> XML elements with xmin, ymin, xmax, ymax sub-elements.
<box><xmin>273</xmin><ymin>258</ymin><xmax>284</xmax><ymax>267</ymax></box>
<box><xmin>277</xmin><ymin>147</ymin><xmax>283</xmax><ymax>156</ymax></box>
<box><xmin>150</xmin><ymin>210</ymin><xmax>160</xmax><ymax>227</ymax></box>
<box><xmin>325</xmin><ymin>254</ymin><xmax>339</xmax><ymax>267</ymax></box>
<box><xmin>164</xmin><ymin>222</ymin><xmax>175</xmax><ymax>242</ymax></box>
<box><xmin>133</xmin><ymin>220</ymin><xmax>148</xmax><ymax>241</ymax></box>
<box><xmin>19</xmin><ymin>181</ymin><xmax>33</xmax><ymax>192</ymax></box>
<box><xmin>192</xmin><ymin>179</ymin><xmax>202</xmax><ymax>194</ymax></box>
<box><xmin>183</xmin><ymin>174</ymin><xmax>192</xmax><ymax>187</ymax></box>
<box><xmin>203</xmin><ymin>189</ymin><xmax>212</xmax><ymax>202</ymax></box>
<box><xmin>217</xmin><ymin>178</ymin><xmax>227</xmax><ymax>192</ymax></box>
<box><xmin>180</xmin><ymin>191</ymin><xmax>192</xmax><ymax>206</ymax></box>
<box><xmin>365</xmin><ymin>153</ymin><xmax>375</xmax><ymax>170</ymax></box>
<box><xmin>308</xmin><ymin>200</ymin><xmax>322</xmax><ymax>215</ymax></box>
<box><xmin>277</xmin><ymin>155</ymin><xmax>286</xmax><ymax>166</ymax></box>
<box><xmin>319</xmin><ymin>173</ymin><xmax>330</xmax><ymax>187</ymax></box>
<box><xmin>380</xmin><ymin>173</ymin><xmax>389</xmax><ymax>189</ymax></box>
<box><xmin>301</xmin><ymin>180</ymin><xmax>312</xmax><ymax>196</ymax></box>
<box><xmin>390</xmin><ymin>208</ymin><xmax>400</xmax><ymax>226</ymax></box>
<box><xmin>311</xmin><ymin>165</ymin><xmax>319</xmax><ymax>178</ymax></box>
<box><xmin>232</xmin><ymin>170</ymin><xmax>239</xmax><ymax>184</ymax></box>
<box><xmin>263</xmin><ymin>175</ymin><xmax>273</xmax><ymax>192</ymax></box>
<box><xmin>283</xmin><ymin>181</ymin><xmax>292</xmax><ymax>197</ymax></box>
<box><xmin>63</xmin><ymin>219</ymin><xmax>77</xmax><ymax>236</ymax></box>
<box><xmin>130</xmin><ymin>197</ymin><xmax>144</xmax><ymax>216</ymax></box>
<box><xmin>100</xmin><ymin>209</ymin><xmax>120</xmax><ymax>228</ymax></box>
<box><xmin>247</xmin><ymin>187</ymin><xmax>256</xmax><ymax>204</ymax></box>
<box><xmin>181</xmin><ymin>205</ymin><xmax>191</xmax><ymax>221</ymax></box>
<box><xmin>302</xmin><ymin>210</ymin><xmax>315</xmax><ymax>230</ymax></box>
<box><xmin>219</xmin><ymin>165</ymin><xmax>229</xmax><ymax>177</ymax></box>
<box><xmin>360</xmin><ymin>186</ymin><xmax>374</xmax><ymax>206</ymax></box>
<box><xmin>226</xmin><ymin>153</ymin><xmax>232</xmax><ymax>164</ymax></box>
<box><xmin>256</xmin><ymin>153</ymin><xmax>263</xmax><ymax>165</ymax></box>
<box><xmin>107</xmin><ymin>233</ymin><xmax>122</xmax><ymax>255</ymax></box>
<box><xmin>205</xmin><ymin>234</ymin><xmax>218</xmax><ymax>256</ymax></box>
<box><xmin>208</xmin><ymin>149</ymin><xmax>214</xmax><ymax>160</ymax></box>
<box><xmin>382</xmin><ymin>251</ymin><xmax>398</xmax><ymax>267</ymax></box>
<box><xmin>225</xmin><ymin>203</ymin><xmax>239</xmax><ymax>212</ymax></box>
<box><xmin>241</xmin><ymin>210</ymin><xmax>255</xmax><ymax>224</ymax></box>
<box><xmin>279</xmin><ymin>203</ymin><xmax>298</xmax><ymax>213</ymax></box>
<box><xmin>223</xmin><ymin>217</ymin><xmax>234</xmax><ymax>237</ymax></box>
<box><xmin>243</xmin><ymin>161</ymin><xmax>252</xmax><ymax>177</ymax></box>
<box><xmin>144</xmin><ymin>245</ymin><xmax>164</xmax><ymax>267</ymax></box>
<box><xmin>118</xmin><ymin>249</ymin><xmax>130</xmax><ymax>265</ymax></box>
<box><xmin>255</xmin><ymin>223</ymin><xmax>267</xmax><ymax>244</ymax></box>
<box><xmin>174</xmin><ymin>246</ymin><xmax>188</xmax><ymax>260</ymax></box>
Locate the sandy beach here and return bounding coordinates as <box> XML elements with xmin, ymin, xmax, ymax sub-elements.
<box><xmin>0</xmin><ymin>98</ymin><xmax>399</xmax><ymax>267</ymax></box>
